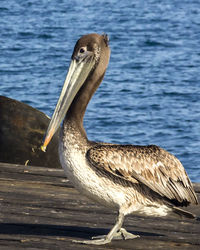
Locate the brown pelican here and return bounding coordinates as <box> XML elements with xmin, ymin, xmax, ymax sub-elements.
<box><xmin>41</xmin><ymin>33</ymin><xmax>198</xmax><ymax>245</ymax></box>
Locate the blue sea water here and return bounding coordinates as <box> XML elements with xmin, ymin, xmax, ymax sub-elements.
<box><xmin>0</xmin><ymin>0</ymin><xmax>200</xmax><ymax>182</ymax></box>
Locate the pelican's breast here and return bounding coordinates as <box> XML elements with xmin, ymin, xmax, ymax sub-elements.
<box><xmin>59</xmin><ymin>135</ymin><xmax>129</xmax><ymax>209</ymax></box>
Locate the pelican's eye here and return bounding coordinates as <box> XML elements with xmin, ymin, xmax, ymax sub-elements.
<box><xmin>79</xmin><ymin>47</ymin><xmax>86</xmax><ymax>53</ymax></box>
<box><xmin>75</xmin><ymin>46</ymin><xmax>91</xmax><ymax>62</ymax></box>
<box><xmin>77</xmin><ymin>47</ymin><xmax>88</xmax><ymax>60</ymax></box>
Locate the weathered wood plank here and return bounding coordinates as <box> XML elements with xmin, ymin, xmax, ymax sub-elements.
<box><xmin>0</xmin><ymin>162</ymin><xmax>199</xmax><ymax>249</ymax></box>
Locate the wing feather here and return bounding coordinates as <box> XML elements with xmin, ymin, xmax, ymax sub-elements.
<box><xmin>86</xmin><ymin>144</ymin><xmax>198</xmax><ymax>206</ymax></box>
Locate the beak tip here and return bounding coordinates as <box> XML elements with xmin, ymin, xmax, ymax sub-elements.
<box><xmin>41</xmin><ymin>145</ymin><xmax>47</xmax><ymax>152</ymax></box>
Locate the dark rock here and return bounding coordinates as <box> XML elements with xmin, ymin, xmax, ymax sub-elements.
<box><xmin>0</xmin><ymin>96</ymin><xmax>61</xmax><ymax>168</ymax></box>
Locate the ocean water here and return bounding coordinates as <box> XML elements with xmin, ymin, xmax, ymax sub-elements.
<box><xmin>0</xmin><ymin>0</ymin><xmax>200</xmax><ymax>182</ymax></box>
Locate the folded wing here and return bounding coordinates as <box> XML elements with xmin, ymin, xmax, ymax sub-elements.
<box><xmin>86</xmin><ymin>144</ymin><xmax>198</xmax><ymax>206</ymax></box>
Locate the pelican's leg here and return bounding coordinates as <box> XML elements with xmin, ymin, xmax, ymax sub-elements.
<box><xmin>73</xmin><ymin>212</ymin><xmax>125</xmax><ymax>245</ymax></box>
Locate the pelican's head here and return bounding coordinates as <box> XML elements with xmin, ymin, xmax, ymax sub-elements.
<box><xmin>41</xmin><ymin>33</ymin><xmax>110</xmax><ymax>152</ymax></box>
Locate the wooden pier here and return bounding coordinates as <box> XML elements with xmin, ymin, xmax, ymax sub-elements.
<box><xmin>0</xmin><ymin>162</ymin><xmax>200</xmax><ymax>249</ymax></box>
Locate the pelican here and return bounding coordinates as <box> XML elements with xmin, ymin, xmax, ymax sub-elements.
<box><xmin>41</xmin><ymin>33</ymin><xmax>198</xmax><ymax>245</ymax></box>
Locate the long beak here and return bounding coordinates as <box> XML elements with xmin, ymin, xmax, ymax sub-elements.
<box><xmin>41</xmin><ymin>52</ymin><xmax>95</xmax><ymax>152</ymax></box>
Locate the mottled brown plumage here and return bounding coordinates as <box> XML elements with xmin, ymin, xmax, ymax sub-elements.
<box><xmin>87</xmin><ymin>144</ymin><xmax>198</xmax><ymax>207</ymax></box>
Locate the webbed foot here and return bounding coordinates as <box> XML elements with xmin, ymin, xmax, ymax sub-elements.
<box><xmin>72</xmin><ymin>237</ymin><xmax>111</xmax><ymax>245</ymax></box>
<box><xmin>73</xmin><ymin>228</ymin><xmax>139</xmax><ymax>245</ymax></box>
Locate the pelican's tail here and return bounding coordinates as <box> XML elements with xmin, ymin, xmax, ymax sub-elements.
<box><xmin>173</xmin><ymin>207</ymin><xmax>197</xmax><ymax>219</ymax></box>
